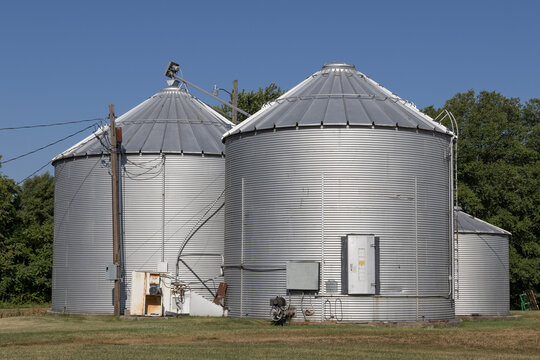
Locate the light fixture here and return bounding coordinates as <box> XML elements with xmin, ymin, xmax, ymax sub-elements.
<box><xmin>164</xmin><ymin>61</ymin><xmax>180</xmax><ymax>79</ymax></box>
<box><xmin>212</xmin><ymin>84</ymin><xmax>231</xmax><ymax>96</ymax></box>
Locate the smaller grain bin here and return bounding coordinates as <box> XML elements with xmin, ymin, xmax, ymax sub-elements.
<box><xmin>51</xmin><ymin>81</ymin><xmax>232</xmax><ymax>315</ymax></box>
<box><xmin>455</xmin><ymin>210</ymin><xmax>511</xmax><ymax>316</ymax></box>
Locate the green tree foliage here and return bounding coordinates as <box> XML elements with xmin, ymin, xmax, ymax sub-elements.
<box><xmin>215</xmin><ymin>83</ymin><xmax>285</xmax><ymax>123</ymax></box>
<box><xmin>0</xmin><ymin>158</ymin><xmax>19</xmax><ymax>244</ymax></box>
<box><xmin>0</xmin><ymin>171</ymin><xmax>54</xmax><ymax>304</ymax></box>
<box><xmin>424</xmin><ymin>91</ymin><xmax>540</xmax><ymax>308</ymax></box>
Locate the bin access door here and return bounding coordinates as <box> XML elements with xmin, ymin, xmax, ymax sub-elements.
<box><xmin>347</xmin><ymin>234</ymin><xmax>376</xmax><ymax>294</ymax></box>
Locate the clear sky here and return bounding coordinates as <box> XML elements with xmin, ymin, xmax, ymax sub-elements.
<box><xmin>0</xmin><ymin>0</ymin><xmax>538</xmax><ymax>181</ymax></box>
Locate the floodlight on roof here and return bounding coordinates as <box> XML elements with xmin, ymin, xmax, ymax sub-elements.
<box><xmin>165</xmin><ymin>61</ymin><xmax>180</xmax><ymax>79</ymax></box>
<box><xmin>164</xmin><ymin>61</ymin><xmax>251</xmax><ymax>119</ymax></box>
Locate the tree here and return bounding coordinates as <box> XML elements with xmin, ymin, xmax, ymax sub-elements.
<box><xmin>0</xmin><ymin>158</ymin><xmax>19</xmax><ymax>243</ymax></box>
<box><xmin>424</xmin><ymin>91</ymin><xmax>540</xmax><ymax>308</ymax></box>
<box><xmin>215</xmin><ymin>83</ymin><xmax>285</xmax><ymax>123</ymax></box>
<box><xmin>0</xmin><ymin>158</ymin><xmax>21</xmax><ymax>304</ymax></box>
<box><xmin>0</xmin><ymin>172</ymin><xmax>54</xmax><ymax>303</ymax></box>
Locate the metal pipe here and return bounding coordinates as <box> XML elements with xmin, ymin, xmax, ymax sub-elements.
<box><xmin>174</xmin><ymin>75</ymin><xmax>251</xmax><ymax>117</ymax></box>
<box><xmin>449</xmin><ymin>135</ymin><xmax>456</xmax><ymax>299</ymax></box>
<box><xmin>232</xmin><ymin>80</ymin><xmax>238</xmax><ymax>124</ymax></box>
<box><xmin>320</xmin><ymin>173</ymin><xmax>325</xmax><ymax>321</ymax></box>
<box><xmin>414</xmin><ymin>177</ymin><xmax>419</xmax><ymax>320</ymax></box>
<box><xmin>161</xmin><ymin>154</ymin><xmax>166</xmax><ymax>263</ymax></box>
<box><xmin>175</xmin><ymin>203</ymin><xmax>225</xmax><ymax>276</ymax></box>
<box><xmin>313</xmin><ymin>294</ymin><xmax>451</xmax><ymax>299</ymax></box>
<box><xmin>222</xmin><ymin>265</ymin><xmax>285</xmax><ymax>272</ymax></box>
<box><xmin>180</xmin><ymin>253</ymin><xmax>224</xmax><ymax>268</ymax></box>
<box><xmin>241</xmin><ymin>177</ymin><xmax>245</xmax><ymax>317</ymax></box>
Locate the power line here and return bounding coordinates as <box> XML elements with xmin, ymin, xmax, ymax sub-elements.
<box><xmin>0</xmin><ymin>117</ymin><xmax>106</xmax><ymax>131</ymax></box>
<box><xmin>16</xmin><ymin>160</ymin><xmax>51</xmax><ymax>185</ymax></box>
<box><xmin>0</xmin><ymin>123</ymin><xmax>97</xmax><ymax>165</ymax></box>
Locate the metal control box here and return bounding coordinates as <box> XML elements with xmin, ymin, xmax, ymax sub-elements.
<box><xmin>286</xmin><ymin>261</ymin><xmax>319</xmax><ymax>291</ymax></box>
<box><xmin>105</xmin><ymin>264</ymin><xmax>117</xmax><ymax>281</ymax></box>
<box><xmin>347</xmin><ymin>234</ymin><xmax>376</xmax><ymax>294</ymax></box>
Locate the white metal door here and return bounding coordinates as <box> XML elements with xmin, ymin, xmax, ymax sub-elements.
<box><xmin>347</xmin><ymin>234</ymin><xmax>376</xmax><ymax>294</ymax></box>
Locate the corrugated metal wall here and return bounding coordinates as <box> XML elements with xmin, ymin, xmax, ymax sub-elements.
<box><xmin>224</xmin><ymin>128</ymin><xmax>453</xmax><ymax>321</ymax></box>
<box><xmin>52</xmin><ymin>154</ymin><xmax>225</xmax><ymax>314</ymax></box>
<box><xmin>52</xmin><ymin>156</ymin><xmax>113</xmax><ymax>313</ymax></box>
<box><xmin>455</xmin><ymin>233</ymin><xmax>509</xmax><ymax>315</ymax></box>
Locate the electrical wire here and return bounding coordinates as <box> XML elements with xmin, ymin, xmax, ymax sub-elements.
<box><xmin>177</xmin><ymin>258</ymin><xmax>216</xmax><ymax>298</ymax></box>
<box><xmin>16</xmin><ymin>160</ymin><xmax>51</xmax><ymax>185</ymax></box>
<box><xmin>51</xmin><ymin>157</ymin><xmax>103</xmax><ymax>233</ymax></box>
<box><xmin>122</xmin><ymin>160</ymin><xmax>164</xmax><ymax>180</ymax></box>
<box><xmin>0</xmin><ymin>117</ymin><xmax>106</xmax><ymax>131</ymax></box>
<box><xmin>0</xmin><ymin>123</ymin><xmax>98</xmax><ymax>165</ymax></box>
<box><xmin>177</xmin><ymin>189</ymin><xmax>225</xmax><ymax>257</ymax></box>
<box><xmin>127</xmin><ymin>171</ymin><xmax>225</xmax><ymax>260</ymax></box>
<box><xmin>125</xmin><ymin>156</ymin><xmax>163</xmax><ymax>167</ymax></box>
<box><xmin>92</xmin><ymin>124</ymin><xmax>111</xmax><ymax>151</ymax></box>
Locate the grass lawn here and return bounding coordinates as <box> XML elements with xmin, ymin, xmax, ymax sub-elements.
<box><xmin>0</xmin><ymin>303</ymin><xmax>50</xmax><ymax>318</ymax></box>
<box><xmin>0</xmin><ymin>311</ymin><xmax>538</xmax><ymax>359</ymax></box>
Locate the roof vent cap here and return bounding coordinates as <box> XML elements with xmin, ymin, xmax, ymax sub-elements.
<box><xmin>166</xmin><ymin>79</ymin><xmax>180</xmax><ymax>88</ymax></box>
<box><xmin>322</xmin><ymin>62</ymin><xmax>356</xmax><ymax>70</ymax></box>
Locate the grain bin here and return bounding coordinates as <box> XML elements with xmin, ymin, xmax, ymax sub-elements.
<box><xmin>455</xmin><ymin>210</ymin><xmax>511</xmax><ymax>316</ymax></box>
<box><xmin>222</xmin><ymin>63</ymin><xmax>455</xmax><ymax>322</ymax></box>
<box><xmin>52</xmin><ymin>82</ymin><xmax>232</xmax><ymax>314</ymax></box>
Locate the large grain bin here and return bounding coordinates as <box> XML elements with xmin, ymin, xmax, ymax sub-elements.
<box><xmin>222</xmin><ymin>63</ymin><xmax>455</xmax><ymax>322</ymax></box>
<box><xmin>52</xmin><ymin>82</ymin><xmax>232</xmax><ymax>314</ymax></box>
<box><xmin>455</xmin><ymin>210</ymin><xmax>511</xmax><ymax>316</ymax></box>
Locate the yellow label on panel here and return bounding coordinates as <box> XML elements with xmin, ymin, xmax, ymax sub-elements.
<box><xmin>359</xmin><ymin>260</ymin><xmax>365</xmax><ymax>266</ymax></box>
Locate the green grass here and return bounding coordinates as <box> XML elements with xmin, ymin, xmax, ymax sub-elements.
<box><xmin>0</xmin><ymin>302</ymin><xmax>50</xmax><ymax>309</ymax></box>
<box><xmin>0</xmin><ymin>303</ymin><xmax>50</xmax><ymax>318</ymax></box>
<box><xmin>0</xmin><ymin>311</ymin><xmax>538</xmax><ymax>359</ymax></box>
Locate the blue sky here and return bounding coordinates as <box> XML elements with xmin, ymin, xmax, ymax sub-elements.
<box><xmin>0</xmin><ymin>0</ymin><xmax>538</xmax><ymax>181</ymax></box>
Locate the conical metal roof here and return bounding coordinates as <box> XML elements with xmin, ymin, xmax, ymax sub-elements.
<box><xmin>223</xmin><ymin>62</ymin><xmax>451</xmax><ymax>140</ymax></box>
<box><xmin>53</xmin><ymin>84</ymin><xmax>233</xmax><ymax>162</ymax></box>
<box><xmin>456</xmin><ymin>210</ymin><xmax>511</xmax><ymax>235</ymax></box>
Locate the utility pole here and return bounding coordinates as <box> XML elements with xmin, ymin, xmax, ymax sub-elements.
<box><xmin>109</xmin><ymin>104</ymin><xmax>121</xmax><ymax>316</ymax></box>
<box><xmin>231</xmin><ymin>80</ymin><xmax>238</xmax><ymax>124</ymax></box>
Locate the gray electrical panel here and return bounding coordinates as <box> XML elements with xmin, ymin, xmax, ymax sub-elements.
<box><xmin>105</xmin><ymin>264</ymin><xmax>117</xmax><ymax>281</ymax></box>
<box><xmin>286</xmin><ymin>261</ymin><xmax>319</xmax><ymax>291</ymax></box>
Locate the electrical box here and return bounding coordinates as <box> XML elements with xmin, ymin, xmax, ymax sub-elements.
<box><xmin>286</xmin><ymin>261</ymin><xmax>319</xmax><ymax>291</ymax></box>
<box><xmin>129</xmin><ymin>271</ymin><xmax>163</xmax><ymax>316</ymax></box>
<box><xmin>346</xmin><ymin>234</ymin><xmax>376</xmax><ymax>294</ymax></box>
<box><xmin>158</xmin><ymin>261</ymin><xmax>168</xmax><ymax>273</ymax></box>
<box><xmin>325</xmin><ymin>280</ymin><xmax>338</xmax><ymax>293</ymax></box>
<box><xmin>146</xmin><ymin>273</ymin><xmax>162</xmax><ymax>316</ymax></box>
<box><xmin>105</xmin><ymin>264</ymin><xmax>117</xmax><ymax>281</ymax></box>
